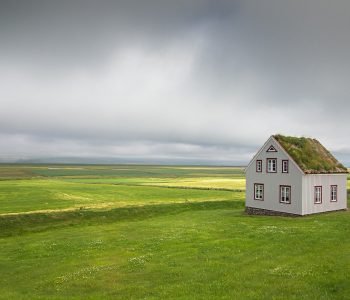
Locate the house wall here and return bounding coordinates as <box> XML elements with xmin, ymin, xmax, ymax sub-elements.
<box><xmin>302</xmin><ymin>174</ymin><xmax>347</xmax><ymax>215</ymax></box>
<box><xmin>246</xmin><ymin>137</ymin><xmax>303</xmax><ymax>215</ymax></box>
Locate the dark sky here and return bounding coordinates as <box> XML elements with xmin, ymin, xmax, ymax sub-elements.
<box><xmin>1</xmin><ymin>0</ymin><xmax>350</xmax><ymax>164</ymax></box>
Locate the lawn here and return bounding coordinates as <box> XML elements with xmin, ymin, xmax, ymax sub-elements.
<box><xmin>0</xmin><ymin>164</ymin><xmax>349</xmax><ymax>299</ymax></box>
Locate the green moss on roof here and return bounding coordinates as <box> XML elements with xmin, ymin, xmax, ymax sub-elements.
<box><xmin>273</xmin><ymin>134</ymin><xmax>348</xmax><ymax>174</ymax></box>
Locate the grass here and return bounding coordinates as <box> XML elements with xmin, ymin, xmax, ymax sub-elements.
<box><xmin>0</xmin><ymin>164</ymin><xmax>349</xmax><ymax>299</ymax></box>
<box><xmin>10</xmin><ymin>164</ymin><xmax>244</xmax><ymax>179</ymax></box>
<box><xmin>1</xmin><ymin>200</ymin><xmax>349</xmax><ymax>299</ymax></box>
<box><xmin>62</xmin><ymin>177</ymin><xmax>246</xmax><ymax>191</ymax></box>
<box><xmin>0</xmin><ymin>179</ymin><xmax>239</xmax><ymax>214</ymax></box>
<box><xmin>274</xmin><ymin>134</ymin><xmax>347</xmax><ymax>173</ymax></box>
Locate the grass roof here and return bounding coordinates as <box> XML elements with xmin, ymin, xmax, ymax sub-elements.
<box><xmin>273</xmin><ymin>134</ymin><xmax>348</xmax><ymax>174</ymax></box>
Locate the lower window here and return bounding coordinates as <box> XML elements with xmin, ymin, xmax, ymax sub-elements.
<box><xmin>254</xmin><ymin>183</ymin><xmax>264</xmax><ymax>200</ymax></box>
<box><xmin>280</xmin><ymin>185</ymin><xmax>291</xmax><ymax>204</ymax></box>
<box><xmin>330</xmin><ymin>185</ymin><xmax>337</xmax><ymax>202</ymax></box>
<box><xmin>314</xmin><ymin>186</ymin><xmax>322</xmax><ymax>204</ymax></box>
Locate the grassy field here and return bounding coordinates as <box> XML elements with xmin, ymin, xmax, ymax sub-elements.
<box><xmin>0</xmin><ymin>165</ymin><xmax>244</xmax><ymax>215</ymax></box>
<box><xmin>0</xmin><ymin>164</ymin><xmax>349</xmax><ymax>299</ymax></box>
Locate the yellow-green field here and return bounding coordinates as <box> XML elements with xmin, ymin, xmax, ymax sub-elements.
<box><xmin>0</xmin><ymin>165</ymin><xmax>245</xmax><ymax>215</ymax></box>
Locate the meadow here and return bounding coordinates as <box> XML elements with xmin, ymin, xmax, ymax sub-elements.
<box><xmin>0</xmin><ymin>164</ymin><xmax>349</xmax><ymax>299</ymax></box>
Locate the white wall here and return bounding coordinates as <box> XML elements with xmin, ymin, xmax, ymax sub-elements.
<box><xmin>302</xmin><ymin>174</ymin><xmax>347</xmax><ymax>215</ymax></box>
<box><xmin>246</xmin><ymin>137</ymin><xmax>303</xmax><ymax>215</ymax></box>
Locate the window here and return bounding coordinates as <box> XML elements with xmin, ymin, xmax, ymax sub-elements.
<box><xmin>266</xmin><ymin>145</ymin><xmax>277</xmax><ymax>152</ymax></box>
<box><xmin>280</xmin><ymin>185</ymin><xmax>291</xmax><ymax>204</ymax></box>
<box><xmin>282</xmin><ymin>160</ymin><xmax>289</xmax><ymax>173</ymax></box>
<box><xmin>256</xmin><ymin>160</ymin><xmax>262</xmax><ymax>172</ymax></box>
<box><xmin>314</xmin><ymin>186</ymin><xmax>322</xmax><ymax>204</ymax></box>
<box><xmin>267</xmin><ymin>158</ymin><xmax>277</xmax><ymax>173</ymax></box>
<box><xmin>254</xmin><ymin>183</ymin><xmax>264</xmax><ymax>201</ymax></box>
<box><xmin>330</xmin><ymin>185</ymin><xmax>337</xmax><ymax>202</ymax></box>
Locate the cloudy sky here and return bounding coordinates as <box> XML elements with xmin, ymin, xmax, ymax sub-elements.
<box><xmin>1</xmin><ymin>0</ymin><xmax>350</xmax><ymax>165</ymax></box>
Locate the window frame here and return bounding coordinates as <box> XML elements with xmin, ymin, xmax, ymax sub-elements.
<box><xmin>282</xmin><ymin>160</ymin><xmax>289</xmax><ymax>173</ymax></box>
<box><xmin>279</xmin><ymin>185</ymin><xmax>291</xmax><ymax>204</ymax></box>
<box><xmin>330</xmin><ymin>185</ymin><xmax>337</xmax><ymax>202</ymax></box>
<box><xmin>254</xmin><ymin>183</ymin><xmax>264</xmax><ymax>201</ymax></box>
<box><xmin>266</xmin><ymin>158</ymin><xmax>277</xmax><ymax>173</ymax></box>
<box><xmin>314</xmin><ymin>186</ymin><xmax>322</xmax><ymax>204</ymax></box>
<box><xmin>256</xmin><ymin>160</ymin><xmax>262</xmax><ymax>173</ymax></box>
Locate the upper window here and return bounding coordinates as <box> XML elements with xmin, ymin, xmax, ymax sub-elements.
<box><xmin>254</xmin><ymin>183</ymin><xmax>264</xmax><ymax>201</ymax></box>
<box><xmin>280</xmin><ymin>185</ymin><xmax>291</xmax><ymax>204</ymax></box>
<box><xmin>256</xmin><ymin>160</ymin><xmax>262</xmax><ymax>172</ymax></box>
<box><xmin>267</xmin><ymin>158</ymin><xmax>277</xmax><ymax>173</ymax></box>
<box><xmin>330</xmin><ymin>185</ymin><xmax>337</xmax><ymax>202</ymax></box>
<box><xmin>266</xmin><ymin>145</ymin><xmax>277</xmax><ymax>152</ymax></box>
<box><xmin>314</xmin><ymin>186</ymin><xmax>322</xmax><ymax>204</ymax></box>
<box><xmin>282</xmin><ymin>160</ymin><xmax>289</xmax><ymax>173</ymax></box>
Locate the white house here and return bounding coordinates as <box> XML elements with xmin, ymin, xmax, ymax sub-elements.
<box><xmin>245</xmin><ymin>135</ymin><xmax>348</xmax><ymax>216</ymax></box>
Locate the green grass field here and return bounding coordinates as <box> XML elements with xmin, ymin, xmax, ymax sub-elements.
<box><xmin>0</xmin><ymin>164</ymin><xmax>349</xmax><ymax>299</ymax></box>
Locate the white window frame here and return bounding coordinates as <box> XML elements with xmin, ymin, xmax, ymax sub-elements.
<box><xmin>280</xmin><ymin>185</ymin><xmax>291</xmax><ymax>204</ymax></box>
<box><xmin>267</xmin><ymin>158</ymin><xmax>277</xmax><ymax>173</ymax></box>
<box><xmin>330</xmin><ymin>185</ymin><xmax>337</xmax><ymax>202</ymax></box>
<box><xmin>254</xmin><ymin>183</ymin><xmax>264</xmax><ymax>201</ymax></box>
<box><xmin>282</xmin><ymin>160</ymin><xmax>289</xmax><ymax>173</ymax></box>
<box><xmin>314</xmin><ymin>186</ymin><xmax>322</xmax><ymax>204</ymax></box>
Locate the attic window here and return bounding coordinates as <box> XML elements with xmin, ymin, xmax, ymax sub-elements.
<box><xmin>282</xmin><ymin>160</ymin><xmax>289</xmax><ymax>173</ymax></box>
<box><xmin>266</xmin><ymin>145</ymin><xmax>277</xmax><ymax>152</ymax></box>
<box><xmin>256</xmin><ymin>160</ymin><xmax>262</xmax><ymax>172</ymax></box>
<box><xmin>267</xmin><ymin>158</ymin><xmax>277</xmax><ymax>173</ymax></box>
<box><xmin>314</xmin><ymin>186</ymin><xmax>322</xmax><ymax>204</ymax></box>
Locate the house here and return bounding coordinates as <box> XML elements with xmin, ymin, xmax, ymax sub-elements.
<box><xmin>245</xmin><ymin>134</ymin><xmax>348</xmax><ymax>216</ymax></box>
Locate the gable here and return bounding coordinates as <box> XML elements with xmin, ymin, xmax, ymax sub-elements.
<box><xmin>245</xmin><ymin>136</ymin><xmax>304</xmax><ymax>174</ymax></box>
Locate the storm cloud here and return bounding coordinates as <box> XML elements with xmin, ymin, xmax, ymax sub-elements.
<box><xmin>1</xmin><ymin>0</ymin><xmax>350</xmax><ymax>164</ymax></box>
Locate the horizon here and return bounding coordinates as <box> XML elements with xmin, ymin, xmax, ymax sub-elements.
<box><xmin>1</xmin><ymin>156</ymin><xmax>349</xmax><ymax>168</ymax></box>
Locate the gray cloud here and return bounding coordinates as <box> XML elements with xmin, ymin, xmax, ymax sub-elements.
<box><xmin>1</xmin><ymin>0</ymin><xmax>350</xmax><ymax>164</ymax></box>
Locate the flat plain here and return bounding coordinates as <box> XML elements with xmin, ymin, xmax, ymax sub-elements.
<box><xmin>0</xmin><ymin>164</ymin><xmax>349</xmax><ymax>299</ymax></box>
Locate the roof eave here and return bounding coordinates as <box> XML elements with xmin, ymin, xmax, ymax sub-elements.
<box><xmin>304</xmin><ymin>171</ymin><xmax>349</xmax><ymax>175</ymax></box>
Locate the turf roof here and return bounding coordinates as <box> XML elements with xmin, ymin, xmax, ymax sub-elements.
<box><xmin>273</xmin><ymin>134</ymin><xmax>348</xmax><ymax>174</ymax></box>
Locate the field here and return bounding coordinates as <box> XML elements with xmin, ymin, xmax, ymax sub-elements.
<box><xmin>0</xmin><ymin>164</ymin><xmax>350</xmax><ymax>299</ymax></box>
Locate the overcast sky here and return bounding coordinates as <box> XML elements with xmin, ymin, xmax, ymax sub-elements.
<box><xmin>1</xmin><ymin>0</ymin><xmax>350</xmax><ymax>165</ymax></box>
